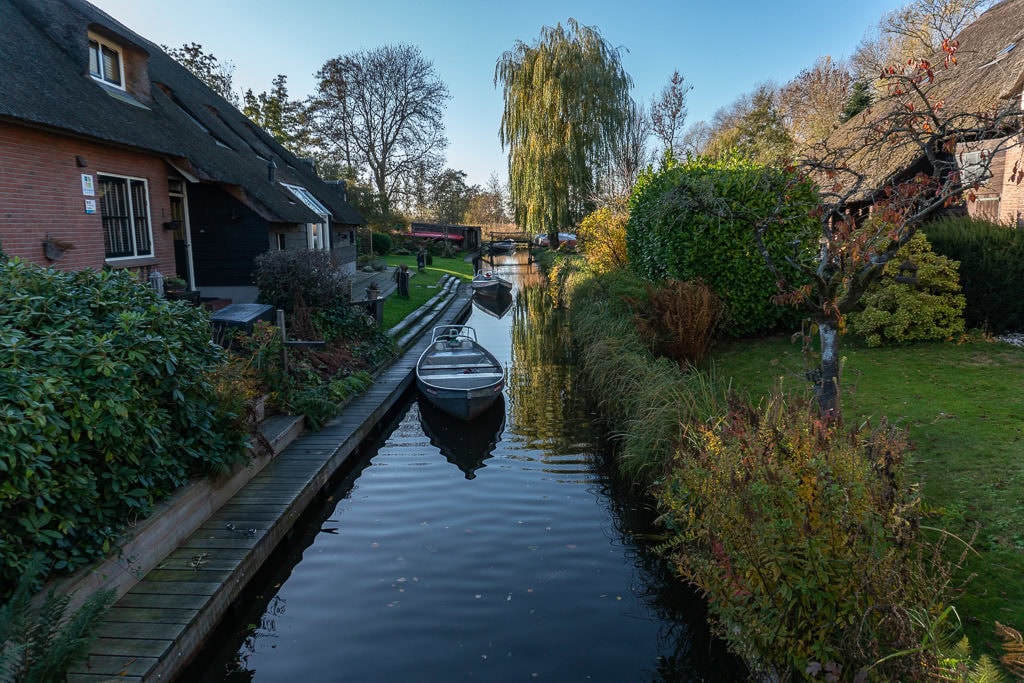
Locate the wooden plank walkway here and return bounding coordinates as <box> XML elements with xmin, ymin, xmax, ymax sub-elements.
<box><xmin>68</xmin><ymin>285</ymin><xmax>473</xmax><ymax>683</ymax></box>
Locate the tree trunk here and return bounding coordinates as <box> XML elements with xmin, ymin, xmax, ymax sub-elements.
<box><xmin>816</xmin><ymin>320</ymin><xmax>841</xmax><ymax>422</ymax></box>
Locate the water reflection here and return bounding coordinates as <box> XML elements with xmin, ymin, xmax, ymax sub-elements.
<box><xmin>471</xmin><ymin>289</ymin><xmax>514</xmax><ymax>319</ymax></box>
<box><xmin>417</xmin><ymin>394</ymin><xmax>505</xmax><ymax>479</ymax></box>
<box><xmin>508</xmin><ymin>282</ymin><xmax>583</xmax><ymax>456</ymax></box>
<box><xmin>178</xmin><ymin>256</ymin><xmax>744</xmax><ymax>682</ymax></box>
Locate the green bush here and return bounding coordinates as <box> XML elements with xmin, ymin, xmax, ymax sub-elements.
<box><xmin>370</xmin><ymin>231</ymin><xmax>393</xmax><ymax>256</ymax></box>
<box><xmin>626</xmin><ymin>155</ymin><xmax>819</xmax><ymax>336</ymax></box>
<box><xmin>253</xmin><ymin>249</ymin><xmax>350</xmax><ymax>313</ymax></box>
<box><xmin>658</xmin><ymin>393</ymin><xmax>945</xmax><ymax>679</ymax></box>
<box><xmin>847</xmin><ymin>232</ymin><xmax>966</xmax><ymax>346</ymax></box>
<box><xmin>0</xmin><ymin>261</ymin><xmax>249</xmax><ymax>597</ymax></box>
<box><xmin>923</xmin><ymin>216</ymin><xmax>1024</xmax><ymax>333</ymax></box>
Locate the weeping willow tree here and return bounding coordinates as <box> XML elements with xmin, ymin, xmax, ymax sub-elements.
<box><xmin>495</xmin><ymin>19</ymin><xmax>632</xmax><ymax>246</ymax></box>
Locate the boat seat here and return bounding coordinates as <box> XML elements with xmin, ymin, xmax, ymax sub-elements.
<box><xmin>421</xmin><ymin>372</ymin><xmax>504</xmax><ymax>383</ymax></box>
<box><xmin>421</xmin><ymin>362</ymin><xmax>498</xmax><ymax>371</ymax></box>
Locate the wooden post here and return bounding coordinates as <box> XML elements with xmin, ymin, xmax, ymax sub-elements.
<box><xmin>277</xmin><ymin>309</ymin><xmax>288</xmax><ymax>375</ymax></box>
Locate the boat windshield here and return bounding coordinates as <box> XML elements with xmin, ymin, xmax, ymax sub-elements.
<box><xmin>431</xmin><ymin>325</ymin><xmax>477</xmax><ymax>344</ymax></box>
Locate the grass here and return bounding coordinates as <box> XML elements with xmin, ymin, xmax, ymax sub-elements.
<box><xmin>379</xmin><ymin>254</ymin><xmax>474</xmax><ymax>330</ymax></box>
<box><xmin>708</xmin><ymin>333</ymin><xmax>1024</xmax><ymax>658</ymax></box>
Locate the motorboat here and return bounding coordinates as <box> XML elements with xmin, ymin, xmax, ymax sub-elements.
<box><xmin>472</xmin><ymin>288</ymin><xmax>513</xmax><ymax>319</ymax></box>
<box><xmin>418</xmin><ymin>394</ymin><xmax>505</xmax><ymax>479</ymax></box>
<box><xmin>471</xmin><ymin>269</ymin><xmax>513</xmax><ymax>297</ymax></box>
<box><xmin>488</xmin><ymin>239</ymin><xmax>516</xmax><ymax>255</ymax></box>
<box><xmin>416</xmin><ymin>325</ymin><xmax>505</xmax><ymax>421</ymax></box>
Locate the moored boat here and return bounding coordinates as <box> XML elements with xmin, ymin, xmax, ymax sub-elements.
<box><xmin>488</xmin><ymin>239</ymin><xmax>516</xmax><ymax>255</ymax></box>
<box><xmin>416</xmin><ymin>325</ymin><xmax>505</xmax><ymax>421</ymax></box>
<box><xmin>471</xmin><ymin>270</ymin><xmax>513</xmax><ymax>297</ymax></box>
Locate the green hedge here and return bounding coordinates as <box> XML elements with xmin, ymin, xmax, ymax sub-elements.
<box><xmin>923</xmin><ymin>216</ymin><xmax>1024</xmax><ymax>333</ymax></box>
<box><xmin>626</xmin><ymin>156</ymin><xmax>819</xmax><ymax>336</ymax></box>
<box><xmin>0</xmin><ymin>261</ymin><xmax>248</xmax><ymax>596</ymax></box>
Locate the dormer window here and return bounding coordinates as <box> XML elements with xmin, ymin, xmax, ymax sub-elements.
<box><xmin>88</xmin><ymin>32</ymin><xmax>124</xmax><ymax>89</ymax></box>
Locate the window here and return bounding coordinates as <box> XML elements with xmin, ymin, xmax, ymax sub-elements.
<box><xmin>277</xmin><ymin>233</ymin><xmax>287</xmax><ymax>250</ymax></box>
<box><xmin>88</xmin><ymin>33</ymin><xmax>124</xmax><ymax>88</ymax></box>
<box><xmin>99</xmin><ymin>174</ymin><xmax>153</xmax><ymax>259</ymax></box>
<box><xmin>958</xmin><ymin>150</ymin><xmax>993</xmax><ymax>186</ymax></box>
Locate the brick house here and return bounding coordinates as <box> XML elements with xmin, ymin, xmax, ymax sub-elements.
<box><xmin>0</xmin><ymin>0</ymin><xmax>364</xmax><ymax>303</ymax></box>
<box><xmin>819</xmin><ymin>0</ymin><xmax>1024</xmax><ymax>225</ymax></box>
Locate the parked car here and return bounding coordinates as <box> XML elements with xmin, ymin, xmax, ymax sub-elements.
<box><xmin>533</xmin><ymin>232</ymin><xmax>577</xmax><ymax>249</ymax></box>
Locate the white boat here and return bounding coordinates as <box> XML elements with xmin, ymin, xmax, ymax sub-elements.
<box><xmin>489</xmin><ymin>239</ymin><xmax>516</xmax><ymax>255</ymax></box>
<box><xmin>416</xmin><ymin>326</ymin><xmax>505</xmax><ymax>421</ymax></box>
<box><xmin>471</xmin><ymin>269</ymin><xmax>512</xmax><ymax>297</ymax></box>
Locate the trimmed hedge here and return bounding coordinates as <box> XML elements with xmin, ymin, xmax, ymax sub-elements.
<box><xmin>923</xmin><ymin>216</ymin><xmax>1024</xmax><ymax>333</ymax></box>
<box><xmin>0</xmin><ymin>260</ymin><xmax>249</xmax><ymax>597</ymax></box>
<box><xmin>626</xmin><ymin>156</ymin><xmax>819</xmax><ymax>336</ymax></box>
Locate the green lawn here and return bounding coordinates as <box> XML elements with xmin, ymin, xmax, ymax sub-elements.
<box><xmin>709</xmin><ymin>334</ymin><xmax>1024</xmax><ymax>658</ymax></box>
<box><xmin>379</xmin><ymin>254</ymin><xmax>474</xmax><ymax>331</ymax></box>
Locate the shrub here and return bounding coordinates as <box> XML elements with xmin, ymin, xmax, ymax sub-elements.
<box><xmin>370</xmin><ymin>231</ymin><xmax>393</xmax><ymax>256</ymax></box>
<box><xmin>626</xmin><ymin>155</ymin><xmax>819</xmax><ymax>336</ymax></box>
<box><xmin>658</xmin><ymin>392</ymin><xmax>946</xmax><ymax>679</ymax></box>
<box><xmin>557</xmin><ymin>262</ymin><xmax>729</xmax><ymax>484</ymax></box>
<box><xmin>577</xmin><ymin>204</ymin><xmax>629</xmax><ymax>274</ymax></box>
<box><xmin>253</xmin><ymin>249</ymin><xmax>350</xmax><ymax>313</ymax></box>
<box><xmin>847</xmin><ymin>232</ymin><xmax>966</xmax><ymax>346</ymax></box>
<box><xmin>923</xmin><ymin>216</ymin><xmax>1024</xmax><ymax>333</ymax></box>
<box><xmin>0</xmin><ymin>261</ymin><xmax>249</xmax><ymax>596</ymax></box>
<box><xmin>628</xmin><ymin>279</ymin><xmax>725</xmax><ymax>365</ymax></box>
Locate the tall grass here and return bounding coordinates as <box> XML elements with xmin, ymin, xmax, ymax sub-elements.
<box><xmin>558</xmin><ymin>259</ymin><xmax>730</xmax><ymax>485</ymax></box>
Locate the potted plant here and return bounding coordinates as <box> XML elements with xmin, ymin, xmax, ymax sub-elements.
<box><xmin>164</xmin><ymin>277</ymin><xmax>199</xmax><ymax>304</ymax></box>
<box><xmin>164</xmin><ymin>277</ymin><xmax>188</xmax><ymax>292</ymax></box>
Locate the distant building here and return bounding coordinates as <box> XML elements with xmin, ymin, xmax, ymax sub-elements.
<box><xmin>0</xmin><ymin>0</ymin><xmax>365</xmax><ymax>303</ymax></box>
<box><xmin>410</xmin><ymin>222</ymin><xmax>482</xmax><ymax>251</ymax></box>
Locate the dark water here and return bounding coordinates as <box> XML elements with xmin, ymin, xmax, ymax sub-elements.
<box><xmin>182</xmin><ymin>258</ymin><xmax>744</xmax><ymax>682</ymax></box>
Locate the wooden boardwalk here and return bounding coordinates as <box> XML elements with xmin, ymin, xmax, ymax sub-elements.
<box><xmin>68</xmin><ymin>285</ymin><xmax>473</xmax><ymax>683</ymax></box>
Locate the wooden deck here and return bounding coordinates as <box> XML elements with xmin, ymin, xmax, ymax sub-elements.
<box><xmin>67</xmin><ymin>285</ymin><xmax>473</xmax><ymax>683</ymax></box>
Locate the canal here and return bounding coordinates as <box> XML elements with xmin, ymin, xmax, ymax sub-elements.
<box><xmin>180</xmin><ymin>257</ymin><xmax>744</xmax><ymax>681</ymax></box>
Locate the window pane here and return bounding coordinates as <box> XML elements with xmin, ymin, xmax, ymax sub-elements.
<box><xmin>88</xmin><ymin>40</ymin><xmax>100</xmax><ymax>77</ymax></box>
<box><xmin>100</xmin><ymin>176</ymin><xmax>132</xmax><ymax>258</ymax></box>
<box><xmin>101</xmin><ymin>45</ymin><xmax>121</xmax><ymax>85</ymax></box>
<box><xmin>130</xmin><ymin>180</ymin><xmax>152</xmax><ymax>256</ymax></box>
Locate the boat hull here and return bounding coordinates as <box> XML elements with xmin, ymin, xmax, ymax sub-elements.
<box><xmin>416</xmin><ymin>377</ymin><xmax>504</xmax><ymax>421</ymax></box>
<box><xmin>416</xmin><ymin>325</ymin><xmax>506</xmax><ymax>422</ymax></box>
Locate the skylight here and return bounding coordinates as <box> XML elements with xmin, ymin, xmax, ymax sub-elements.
<box><xmin>280</xmin><ymin>182</ymin><xmax>331</xmax><ymax>218</ymax></box>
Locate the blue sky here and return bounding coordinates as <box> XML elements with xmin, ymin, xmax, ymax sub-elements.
<box><xmin>90</xmin><ymin>0</ymin><xmax>907</xmax><ymax>187</ymax></box>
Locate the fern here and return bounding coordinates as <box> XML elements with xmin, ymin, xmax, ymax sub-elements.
<box><xmin>995</xmin><ymin>621</ymin><xmax>1024</xmax><ymax>679</ymax></box>
<box><xmin>0</xmin><ymin>561</ymin><xmax>113</xmax><ymax>683</ymax></box>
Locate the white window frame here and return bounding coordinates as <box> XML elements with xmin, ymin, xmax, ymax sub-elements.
<box><xmin>281</xmin><ymin>182</ymin><xmax>332</xmax><ymax>251</ymax></box>
<box><xmin>958</xmin><ymin>150</ymin><xmax>993</xmax><ymax>187</ymax></box>
<box><xmin>98</xmin><ymin>173</ymin><xmax>154</xmax><ymax>260</ymax></box>
<box><xmin>88</xmin><ymin>32</ymin><xmax>125</xmax><ymax>90</ymax></box>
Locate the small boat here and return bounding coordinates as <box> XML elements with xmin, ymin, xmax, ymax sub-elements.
<box><xmin>489</xmin><ymin>239</ymin><xmax>516</xmax><ymax>255</ymax></box>
<box><xmin>471</xmin><ymin>269</ymin><xmax>512</xmax><ymax>297</ymax></box>
<box><xmin>472</xmin><ymin>288</ymin><xmax>513</xmax><ymax>319</ymax></box>
<box><xmin>418</xmin><ymin>394</ymin><xmax>505</xmax><ymax>479</ymax></box>
<box><xmin>416</xmin><ymin>325</ymin><xmax>505</xmax><ymax>421</ymax></box>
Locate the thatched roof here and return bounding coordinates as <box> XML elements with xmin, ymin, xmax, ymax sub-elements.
<box><xmin>0</xmin><ymin>0</ymin><xmax>364</xmax><ymax>227</ymax></box>
<box><xmin>810</xmin><ymin>0</ymin><xmax>1024</xmax><ymax>201</ymax></box>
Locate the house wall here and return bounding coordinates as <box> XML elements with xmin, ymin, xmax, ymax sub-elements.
<box><xmin>0</xmin><ymin>121</ymin><xmax>174</xmax><ymax>275</ymax></box>
<box><xmin>187</xmin><ymin>183</ymin><xmax>277</xmax><ymax>290</ymax></box>
<box><xmin>959</xmin><ymin>135</ymin><xmax>1024</xmax><ymax>226</ymax></box>
<box><xmin>997</xmin><ymin>137</ymin><xmax>1024</xmax><ymax>226</ymax></box>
